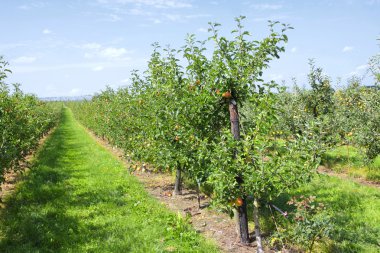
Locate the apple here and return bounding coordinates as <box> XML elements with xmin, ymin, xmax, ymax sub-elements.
<box><xmin>235</xmin><ymin>197</ymin><xmax>243</xmax><ymax>207</ymax></box>
<box><xmin>222</xmin><ymin>91</ymin><xmax>232</xmax><ymax>99</ymax></box>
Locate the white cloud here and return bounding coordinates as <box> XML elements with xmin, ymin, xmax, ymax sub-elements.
<box><xmin>42</xmin><ymin>29</ymin><xmax>52</xmax><ymax>34</ymax></box>
<box><xmin>347</xmin><ymin>64</ymin><xmax>369</xmax><ymax>77</ymax></box>
<box><xmin>342</xmin><ymin>46</ymin><xmax>354</xmax><ymax>52</ymax></box>
<box><xmin>13</xmin><ymin>56</ymin><xmax>37</xmax><ymax>64</ymax></box>
<box><xmin>251</xmin><ymin>4</ymin><xmax>283</xmax><ymax>10</ymax></box>
<box><xmin>129</xmin><ymin>8</ymin><xmax>153</xmax><ymax>16</ymax></box>
<box><xmin>11</xmin><ymin>60</ymin><xmax>143</xmax><ymax>73</ymax></box>
<box><xmin>82</xmin><ymin>43</ymin><xmax>102</xmax><ymax>50</ymax></box>
<box><xmin>198</xmin><ymin>27</ymin><xmax>208</xmax><ymax>33</ymax></box>
<box><xmin>100</xmin><ymin>47</ymin><xmax>128</xmax><ymax>58</ymax></box>
<box><xmin>291</xmin><ymin>47</ymin><xmax>297</xmax><ymax>53</ymax></box>
<box><xmin>19</xmin><ymin>5</ymin><xmax>29</xmax><ymax>9</ymax></box>
<box><xmin>98</xmin><ymin>0</ymin><xmax>192</xmax><ymax>8</ymax></box>
<box><xmin>185</xmin><ymin>14</ymin><xmax>211</xmax><ymax>19</ymax></box>
<box><xmin>19</xmin><ymin>2</ymin><xmax>46</xmax><ymax>10</ymax></box>
<box><xmin>95</xmin><ymin>0</ymin><xmax>199</xmax><ymax>25</ymax></box>
<box><xmin>253</xmin><ymin>15</ymin><xmax>289</xmax><ymax>22</ymax></box>
<box><xmin>84</xmin><ymin>53</ymin><xmax>94</xmax><ymax>59</ymax></box>
<box><xmin>163</xmin><ymin>13</ymin><xmax>210</xmax><ymax>22</ymax></box>
<box><xmin>70</xmin><ymin>88</ymin><xmax>81</xmax><ymax>95</ymax></box>
<box><xmin>120</xmin><ymin>78</ymin><xmax>130</xmax><ymax>83</ymax></box>
<box><xmin>152</xmin><ymin>18</ymin><xmax>162</xmax><ymax>24</ymax></box>
<box><xmin>356</xmin><ymin>64</ymin><xmax>368</xmax><ymax>70</ymax></box>
<box><xmin>0</xmin><ymin>43</ymin><xmax>28</xmax><ymax>51</ymax></box>
<box><xmin>127</xmin><ymin>0</ymin><xmax>192</xmax><ymax>8</ymax></box>
<box><xmin>164</xmin><ymin>14</ymin><xmax>181</xmax><ymax>21</ymax></box>
<box><xmin>348</xmin><ymin>71</ymin><xmax>358</xmax><ymax>76</ymax></box>
<box><xmin>108</xmin><ymin>14</ymin><xmax>122</xmax><ymax>21</ymax></box>
<box><xmin>80</xmin><ymin>43</ymin><xmax>132</xmax><ymax>60</ymax></box>
<box><xmin>93</xmin><ymin>66</ymin><xmax>104</xmax><ymax>71</ymax></box>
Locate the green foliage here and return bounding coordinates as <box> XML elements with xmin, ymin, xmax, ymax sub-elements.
<box><xmin>69</xmin><ymin>16</ymin><xmax>321</xmax><ymax>249</ymax></box>
<box><xmin>368</xmin><ymin>47</ymin><xmax>380</xmax><ymax>85</ymax></box>
<box><xmin>323</xmin><ymin>145</ymin><xmax>380</xmax><ymax>181</ymax></box>
<box><xmin>335</xmin><ymin>82</ymin><xmax>380</xmax><ymax>161</ymax></box>
<box><xmin>277</xmin><ymin>59</ymin><xmax>380</xmax><ymax>167</ymax></box>
<box><xmin>306</xmin><ymin>60</ymin><xmax>335</xmax><ymax>118</ymax></box>
<box><xmin>285</xmin><ymin>196</ymin><xmax>332</xmax><ymax>253</ymax></box>
<box><xmin>67</xmin><ymin>17</ymin><xmax>380</xmax><ymax>251</ymax></box>
<box><xmin>293</xmin><ymin>175</ymin><xmax>380</xmax><ymax>252</ymax></box>
<box><xmin>69</xmin><ymin>17</ymin><xmax>317</xmax><ymax>207</ymax></box>
<box><xmin>0</xmin><ymin>108</ymin><xmax>219</xmax><ymax>252</ymax></box>
<box><xmin>0</xmin><ymin>56</ymin><xmax>60</xmax><ymax>183</ymax></box>
<box><xmin>277</xmin><ymin>61</ymin><xmax>340</xmax><ymax>160</ymax></box>
<box><xmin>266</xmin><ymin>175</ymin><xmax>380</xmax><ymax>252</ymax></box>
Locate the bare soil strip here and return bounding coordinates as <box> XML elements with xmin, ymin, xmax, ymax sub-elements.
<box><xmin>134</xmin><ymin>171</ymin><xmax>260</xmax><ymax>253</ymax></box>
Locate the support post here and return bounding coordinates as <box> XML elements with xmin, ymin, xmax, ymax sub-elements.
<box><xmin>229</xmin><ymin>98</ymin><xmax>250</xmax><ymax>244</ymax></box>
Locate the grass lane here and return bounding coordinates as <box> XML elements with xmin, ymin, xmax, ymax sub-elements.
<box><xmin>267</xmin><ymin>174</ymin><xmax>380</xmax><ymax>252</ymax></box>
<box><xmin>323</xmin><ymin>145</ymin><xmax>380</xmax><ymax>181</ymax></box>
<box><xmin>295</xmin><ymin>175</ymin><xmax>380</xmax><ymax>252</ymax></box>
<box><xmin>0</xmin><ymin>108</ymin><xmax>218</xmax><ymax>253</ymax></box>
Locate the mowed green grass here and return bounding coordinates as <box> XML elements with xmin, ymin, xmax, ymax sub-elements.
<box><xmin>323</xmin><ymin>145</ymin><xmax>380</xmax><ymax>181</ymax></box>
<box><xmin>296</xmin><ymin>175</ymin><xmax>380</xmax><ymax>252</ymax></box>
<box><xmin>268</xmin><ymin>174</ymin><xmax>380</xmax><ymax>252</ymax></box>
<box><xmin>0</xmin><ymin>108</ymin><xmax>218</xmax><ymax>253</ymax></box>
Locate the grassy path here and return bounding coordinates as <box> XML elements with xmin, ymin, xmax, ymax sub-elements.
<box><xmin>293</xmin><ymin>175</ymin><xmax>380</xmax><ymax>252</ymax></box>
<box><xmin>0</xmin><ymin>108</ymin><xmax>218</xmax><ymax>253</ymax></box>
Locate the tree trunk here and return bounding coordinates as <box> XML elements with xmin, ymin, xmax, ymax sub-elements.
<box><xmin>237</xmin><ymin>199</ymin><xmax>250</xmax><ymax>244</ymax></box>
<box><xmin>173</xmin><ymin>166</ymin><xmax>182</xmax><ymax>195</ymax></box>
<box><xmin>229</xmin><ymin>98</ymin><xmax>250</xmax><ymax>244</ymax></box>
<box><xmin>229</xmin><ymin>99</ymin><xmax>240</xmax><ymax>141</ymax></box>
<box><xmin>253</xmin><ymin>199</ymin><xmax>264</xmax><ymax>253</ymax></box>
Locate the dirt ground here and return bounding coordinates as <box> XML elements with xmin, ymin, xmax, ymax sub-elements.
<box><xmin>133</xmin><ymin>169</ymin><xmax>259</xmax><ymax>252</ymax></box>
<box><xmin>0</xmin><ymin>169</ymin><xmax>25</xmax><ymax>207</ymax></box>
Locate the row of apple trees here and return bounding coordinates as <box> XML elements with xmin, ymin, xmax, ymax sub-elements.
<box><xmin>275</xmin><ymin>59</ymin><xmax>379</xmax><ymax>166</ymax></box>
<box><xmin>0</xmin><ymin>56</ymin><xmax>60</xmax><ymax>185</ymax></box>
<box><xmin>69</xmin><ymin>17</ymin><xmax>320</xmax><ymax>250</ymax></box>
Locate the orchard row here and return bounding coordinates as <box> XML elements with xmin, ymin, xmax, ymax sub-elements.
<box><xmin>0</xmin><ymin>57</ymin><xmax>60</xmax><ymax>184</ymax></box>
<box><xmin>277</xmin><ymin>61</ymin><xmax>379</xmax><ymax>163</ymax></box>
<box><xmin>70</xmin><ymin>17</ymin><xmax>379</xmax><ymax>251</ymax></box>
<box><xmin>69</xmin><ymin>17</ymin><xmax>321</xmax><ymax>250</ymax></box>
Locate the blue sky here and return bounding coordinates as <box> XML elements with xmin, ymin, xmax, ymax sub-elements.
<box><xmin>1</xmin><ymin>0</ymin><xmax>379</xmax><ymax>97</ymax></box>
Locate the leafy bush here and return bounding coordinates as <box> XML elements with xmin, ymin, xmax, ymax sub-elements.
<box><xmin>0</xmin><ymin>56</ymin><xmax>60</xmax><ymax>184</ymax></box>
<box><xmin>270</xmin><ymin>196</ymin><xmax>332</xmax><ymax>252</ymax></box>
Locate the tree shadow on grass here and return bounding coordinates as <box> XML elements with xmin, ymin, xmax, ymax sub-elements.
<box><xmin>321</xmin><ymin>153</ymin><xmax>364</xmax><ymax>169</ymax></box>
<box><xmin>260</xmin><ymin>175</ymin><xmax>380</xmax><ymax>252</ymax></box>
